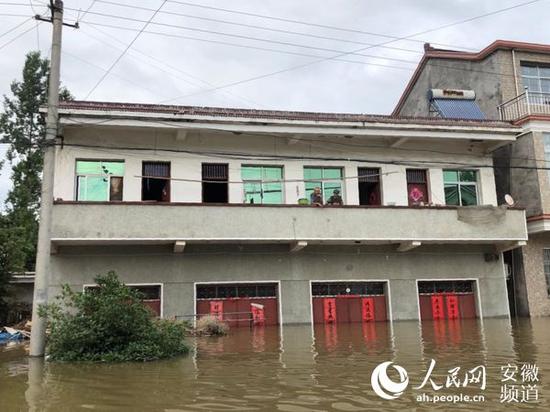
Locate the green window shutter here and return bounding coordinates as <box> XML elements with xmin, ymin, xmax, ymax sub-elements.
<box><xmin>460</xmin><ymin>185</ymin><xmax>478</xmax><ymax>206</ymax></box>
<box><xmin>444</xmin><ymin>184</ymin><xmax>459</xmax><ymax>205</ymax></box>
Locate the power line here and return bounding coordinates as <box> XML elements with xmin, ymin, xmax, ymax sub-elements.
<box><xmin>83</xmin><ymin>0</ymin><xmax>168</xmax><ymax>100</ymax></box>
<box><xmin>92</xmin><ymin>0</ymin><xmax>427</xmax><ymax>56</ymax></box>
<box><xmin>77</xmin><ymin>0</ymin><xmax>97</xmax><ymax>22</ymax></box>
<box><xmin>33</xmin><ymin>1</ymin><xmax>542</xmax><ymax>103</ymax></box>
<box><xmin>157</xmin><ymin>0</ymin><xmax>546</xmax><ymax>102</ymax></box>
<box><xmin>0</xmin><ymin>16</ymin><xmax>33</xmax><ymax>40</ymax></box>
<box><xmin>44</xmin><ymin>138</ymin><xmax>550</xmax><ymax>172</ymax></box>
<box><xmin>60</xmin><ymin>116</ymin><xmax>550</xmax><ymax>165</ymax></box>
<box><xmin>0</xmin><ymin>20</ymin><xmax>40</xmax><ymax>51</ymax></box>
<box><xmin>76</xmin><ymin>19</ymin><xmax>530</xmax><ymax>84</ymax></box>
<box><xmin>62</xmin><ymin>50</ymin><xmax>175</xmax><ymax>100</ymax></box>
<box><xmin>74</xmin><ymin>8</ymin><xmax>422</xmax><ymax>64</ymax></box>
<box><xmin>80</xmin><ymin>24</ymin><xmax>265</xmax><ymax>108</ymax></box>
<box><xmin>165</xmin><ymin>0</ymin><xmax>481</xmax><ymax>52</ymax></box>
<box><xmin>80</xmin><ymin>21</ymin><xmax>414</xmax><ymax>71</ymax></box>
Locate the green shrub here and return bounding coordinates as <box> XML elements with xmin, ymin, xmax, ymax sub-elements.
<box><xmin>39</xmin><ymin>272</ymin><xmax>189</xmax><ymax>362</ymax></box>
<box><xmin>195</xmin><ymin>315</ymin><xmax>229</xmax><ymax>336</ymax></box>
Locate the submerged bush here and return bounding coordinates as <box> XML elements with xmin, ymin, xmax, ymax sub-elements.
<box><xmin>39</xmin><ymin>272</ymin><xmax>189</xmax><ymax>362</ymax></box>
<box><xmin>195</xmin><ymin>315</ymin><xmax>229</xmax><ymax>336</ymax></box>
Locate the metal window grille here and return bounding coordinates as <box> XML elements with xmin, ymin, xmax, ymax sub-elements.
<box><xmin>358</xmin><ymin>168</ymin><xmax>380</xmax><ymax>182</ymax></box>
<box><xmin>418</xmin><ymin>281</ymin><xmax>474</xmax><ymax>294</ymax></box>
<box><xmin>406</xmin><ymin>169</ymin><xmax>427</xmax><ymax>184</ymax></box>
<box><xmin>202</xmin><ymin>163</ymin><xmax>228</xmax><ymax>180</ymax></box>
<box><xmin>143</xmin><ymin>161</ymin><xmax>170</xmax><ymax>177</ymax></box>
<box><xmin>311</xmin><ymin>282</ymin><xmax>385</xmax><ymax>296</ymax></box>
<box><xmin>196</xmin><ymin>284</ymin><xmax>277</xmax><ymax>299</ymax></box>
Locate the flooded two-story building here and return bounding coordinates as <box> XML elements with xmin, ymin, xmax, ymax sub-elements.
<box><xmin>393</xmin><ymin>40</ymin><xmax>550</xmax><ymax>318</ymax></box>
<box><xmin>45</xmin><ymin>100</ymin><xmax>527</xmax><ymax>326</ymax></box>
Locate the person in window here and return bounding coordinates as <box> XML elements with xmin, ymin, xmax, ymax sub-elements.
<box><xmin>327</xmin><ymin>189</ymin><xmax>343</xmax><ymax>206</ymax></box>
<box><xmin>310</xmin><ymin>186</ymin><xmax>323</xmax><ymax>206</ymax></box>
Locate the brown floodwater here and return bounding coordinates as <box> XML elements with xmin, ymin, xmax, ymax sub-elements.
<box><xmin>1</xmin><ymin>318</ymin><xmax>549</xmax><ymax>411</ymax></box>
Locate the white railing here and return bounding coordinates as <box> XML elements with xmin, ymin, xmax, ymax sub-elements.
<box><xmin>498</xmin><ymin>91</ymin><xmax>550</xmax><ymax>121</ymax></box>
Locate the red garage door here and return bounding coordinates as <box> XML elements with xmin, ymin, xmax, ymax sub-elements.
<box><xmin>312</xmin><ymin>282</ymin><xmax>388</xmax><ymax>323</ymax></box>
<box><xmin>418</xmin><ymin>281</ymin><xmax>477</xmax><ymax>320</ymax></box>
<box><xmin>196</xmin><ymin>283</ymin><xmax>279</xmax><ymax>327</ymax></box>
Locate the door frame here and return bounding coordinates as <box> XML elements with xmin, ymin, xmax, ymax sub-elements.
<box><xmin>415</xmin><ymin>278</ymin><xmax>483</xmax><ymax>322</ymax></box>
<box><xmin>194</xmin><ymin>280</ymin><xmax>282</xmax><ymax>327</ymax></box>
<box><xmin>308</xmin><ymin>279</ymin><xmax>393</xmax><ymax>326</ymax></box>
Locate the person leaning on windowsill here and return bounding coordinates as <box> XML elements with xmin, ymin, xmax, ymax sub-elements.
<box><xmin>310</xmin><ymin>186</ymin><xmax>323</xmax><ymax>206</ymax></box>
<box><xmin>327</xmin><ymin>189</ymin><xmax>343</xmax><ymax>206</ymax></box>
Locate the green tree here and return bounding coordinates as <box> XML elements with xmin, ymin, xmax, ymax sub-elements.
<box><xmin>40</xmin><ymin>272</ymin><xmax>190</xmax><ymax>362</ymax></box>
<box><xmin>0</xmin><ymin>51</ymin><xmax>72</xmax><ymax>320</ymax></box>
<box><xmin>0</xmin><ymin>215</ymin><xmax>25</xmax><ymax>323</ymax></box>
<box><xmin>0</xmin><ymin>51</ymin><xmax>71</xmax><ymax>267</ymax></box>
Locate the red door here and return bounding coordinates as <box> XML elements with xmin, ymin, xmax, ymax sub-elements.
<box><xmin>196</xmin><ymin>283</ymin><xmax>279</xmax><ymax>327</ymax></box>
<box><xmin>312</xmin><ymin>295</ymin><xmax>387</xmax><ymax>323</ymax></box>
<box><xmin>419</xmin><ymin>293</ymin><xmax>477</xmax><ymax>320</ymax></box>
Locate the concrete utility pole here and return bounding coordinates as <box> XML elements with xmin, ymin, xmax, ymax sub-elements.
<box><xmin>29</xmin><ymin>0</ymin><xmax>64</xmax><ymax>357</ymax></box>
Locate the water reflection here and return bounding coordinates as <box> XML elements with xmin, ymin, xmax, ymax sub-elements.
<box><xmin>0</xmin><ymin>318</ymin><xmax>549</xmax><ymax>411</ymax></box>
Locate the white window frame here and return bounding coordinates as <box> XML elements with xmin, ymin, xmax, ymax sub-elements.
<box><xmin>75</xmin><ymin>159</ymin><xmax>125</xmax><ymax>202</ymax></box>
<box><xmin>303</xmin><ymin>166</ymin><xmax>345</xmax><ymax>203</ymax></box>
<box><xmin>521</xmin><ymin>64</ymin><xmax>550</xmax><ymax>93</ymax></box>
<box><xmin>241</xmin><ymin>164</ymin><xmax>285</xmax><ymax>204</ymax></box>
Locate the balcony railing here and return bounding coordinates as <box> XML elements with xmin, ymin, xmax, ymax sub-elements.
<box><xmin>498</xmin><ymin>91</ymin><xmax>550</xmax><ymax>121</ymax></box>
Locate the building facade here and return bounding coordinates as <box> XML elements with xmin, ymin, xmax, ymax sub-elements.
<box><xmin>45</xmin><ymin>100</ymin><xmax>526</xmax><ymax>326</ymax></box>
<box><xmin>393</xmin><ymin>40</ymin><xmax>550</xmax><ymax>317</ymax></box>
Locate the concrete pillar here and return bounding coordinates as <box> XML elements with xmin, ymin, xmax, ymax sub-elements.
<box><xmin>280</xmin><ymin>279</ymin><xmax>312</xmax><ymax>324</ymax></box>
<box><xmin>479</xmin><ymin>167</ymin><xmax>498</xmax><ymax>205</ymax></box>
<box><xmin>163</xmin><ymin>281</ymin><xmax>195</xmax><ymax>321</ymax></box>
<box><xmin>344</xmin><ymin>164</ymin><xmax>359</xmax><ymax>205</ymax></box>
<box><xmin>428</xmin><ymin>168</ymin><xmax>446</xmax><ymax>206</ymax></box>
<box><xmin>228</xmin><ymin>159</ymin><xmax>243</xmax><ymax>204</ymax></box>
<box><xmin>389</xmin><ymin>279</ymin><xmax>420</xmax><ymax>320</ymax></box>
<box><xmin>382</xmin><ymin>165</ymin><xmax>408</xmax><ymax>206</ymax></box>
<box><xmin>284</xmin><ymin>162</ymin><xmax>304</xmax><ymax>204</ymax></box>
<box><xmin>125</xmin><ymin>156</ymin><xmax>142</xmax><ymax>201</ymax></box>
<box><xmin>171</xmin><ymin>156</ymin><xmax>201</xmax><ymax>203</ymax></box>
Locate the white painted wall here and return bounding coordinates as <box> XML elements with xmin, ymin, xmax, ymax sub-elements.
<box><xmin>54</xmin><ymin>127</ymin><xmax>498</xmax><ymax>206</ymax></box>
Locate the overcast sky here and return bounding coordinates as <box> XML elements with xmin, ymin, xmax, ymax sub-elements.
<box><xmin>0</xmin><ymin>0</ymin><xmax>549</xmax><ymax>206</ymax></box>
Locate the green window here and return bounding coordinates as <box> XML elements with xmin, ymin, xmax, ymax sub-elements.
<box><xmin>76</xmin><ymin>160</ymin><xmax>125</xmax><ymax>201</ymax></box>
<box><xmin>304</xmin><ymin>167</ymin><xmax>344</xmax><ymax>204</ymax></box>
<box><xmin>241</xmin><ymin>165</ymin><xmax>283</xmax><ymax>204</ymax></box>
<box><xmin>443</xmin><ymin>170</ymin><xmax>478</xmax><ymax>206</ymax></box>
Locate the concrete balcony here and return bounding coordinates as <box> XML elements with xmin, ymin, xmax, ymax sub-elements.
<box><xmin>50</xmin><ymin>202</ymin><xmax>527</xmax><ymax>252</ymax></box>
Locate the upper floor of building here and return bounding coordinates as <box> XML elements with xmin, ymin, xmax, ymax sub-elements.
<box><xmin>48</xmin><ymin>101</ymin><xmax>527</xmax><ymax>252</ymax></box>
<box><xmin>393</xmin><ymin>40</ymin><xmax>550</xmax><ymax>123</ymax></box>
